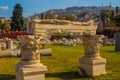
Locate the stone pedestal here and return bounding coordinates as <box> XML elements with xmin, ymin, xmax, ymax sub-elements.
<box><xmin>15</xmin><ymin>61</ymin><xmax>47</xmax><ymax>80</ymax></box>
<box><xmin>79</xmin><ymin>57</ymin><xmax>106</xmax><ymax>77</ymax></box>
<box><xmin>14</xmin><ymin>35</ymin><xmax>47</xmax><ymax>80</ymax></box>
<box><xmin>7</xmin><ymin>39</ymin><xmax>13</xmax><ymax>49</ymax></box>
<box><xmin>78</xmin><ymin>35</ymin><xmax>106</xmax><ymax>77</ymax></box>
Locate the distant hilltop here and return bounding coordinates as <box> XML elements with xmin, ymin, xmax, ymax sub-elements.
<box><xmin>26</xmin><ymin>6</ymin><xmax>116</xmax><ymax>21</ymax></box>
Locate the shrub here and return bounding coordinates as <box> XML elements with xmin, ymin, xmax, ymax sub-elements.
<box><xmin>0</xmin><ymin>31</ymin><xmax>29</xmax><ymax>39</ymax></box>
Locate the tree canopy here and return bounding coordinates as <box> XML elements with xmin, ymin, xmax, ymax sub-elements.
<box><xmin>11</xmin><ymin>3</ymin><xmax>24</xmax><ymax>31</ymax></box>
<box><xmin>113</xmin><ymin>14</ymin><xmax>120</xmax><ymax>26</ymax></box>
<box><xmin>100</xmin><ymin>10</ymin><xmax>111</xmax><ymax>20</ymax></box>
<box><xmin>45</xmin><ymin>13</ymin><xmax>56</xmax><ymax>19</ymax></box>
<box><xmin>64</xmin><ymin>14</ymin><xmax>77</xmax><ymax>21</ymax></box>
<box><xmin>0</xmin><ymin>20</ymin><xmax>5</xmax><ymax>30</ymax></box>
<box><xmin>100</xmin><ymin>10</ymin><xmax>111</xmax><ymax>28</ymax></box>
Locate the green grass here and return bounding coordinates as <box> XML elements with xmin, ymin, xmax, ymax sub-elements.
<box><xmin>0</xmin><ymin>45</ymin><xmax>120</xmax><ymax>80</ymax></box>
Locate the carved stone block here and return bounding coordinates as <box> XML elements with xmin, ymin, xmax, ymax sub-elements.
<box><xmin>15</xmin><ymin>61</ymin><xmax>47</xmax><ymax>80</ymax></box>
<box><xmin>78</xmin><ymin>35</ymin><xmax>106</xmax><ymax>77</ymax></box>
<box><xmin>78</xmin><ymin>57</ymin><xmax>106</xmax><ymax>77</ymax></box>
<box><xmin>15</xmin><ymin>35</ymin><xmax>47</xmax><ymax>80</ymax></box>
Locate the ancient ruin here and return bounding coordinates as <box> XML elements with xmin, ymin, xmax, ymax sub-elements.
<box><xmin>78</xmin><ymin>33</ymin><xmax>106</xmax><ymax>77</ymax></box>
<box><xmin>14</xmin><ymin>35</ymin><xmax>47</xmax><ymax>80</ymax></box>
<box><xmin>115</xmin><ymin>32</ymin><xmax>120</xmax><ymax>52</ymax></box>
<box><xmin>25</xmin><ymin>19</ymin><xmax>97</xmax><ymax>35</ymax></box>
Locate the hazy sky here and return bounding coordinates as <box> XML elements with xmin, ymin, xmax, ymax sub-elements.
<box><xmin>0</xmin><ymin>0</ymin><xmax>120</xmax><ymax>19</ymax></box>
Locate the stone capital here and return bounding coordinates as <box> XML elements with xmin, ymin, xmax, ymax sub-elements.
<box><xmin>17</xmin><ymin>35</ymin><xmax>43</xmax><ymax>61</ymax></box>
<box><xmin>82</xmin><ymin>35</ymin><xmax>100</xmax><ymax>58</ymax></box>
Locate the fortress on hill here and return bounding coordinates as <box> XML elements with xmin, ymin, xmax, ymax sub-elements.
<box><xmin>25</xmin><ymin>19</ymin><xmax>97</xmax><ymax>36</ymax></box>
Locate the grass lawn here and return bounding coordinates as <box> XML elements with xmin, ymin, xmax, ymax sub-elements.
<box><xmin>0</xmin><ymin>45</ymin><xmax>120</xmax><ymax>80</ymax></box>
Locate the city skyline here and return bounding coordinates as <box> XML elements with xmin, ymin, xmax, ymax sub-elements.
<box><xmin>0</xmin><ymin>0</ymin><xmax>120</xmax><ymax>19</ymax></box>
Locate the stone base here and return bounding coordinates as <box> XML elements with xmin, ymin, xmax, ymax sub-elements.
<box><xmin>78</xmin><ymin>57</ymin><xmax>106</xmax><ymax>77</ymax></box>
<box><xmin>14</xmin><ymin>61</ymin><xmax>47</xmax><ymax>80</ymax></box>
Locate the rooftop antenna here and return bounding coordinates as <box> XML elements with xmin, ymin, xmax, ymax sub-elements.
<box><xmin>79</xmin><ymin>0</ymin><xmax>80</xmax><ymax>7</ymax></box>
<box><xmin>110</xmin><ymin>2</ymin><xmax>112</xmax><ymax>7</ymax></box>
<box><xmin>109</xmin><ymin>2</ymin><xmax>112</xmax><ymax>10</ymax></box>
<box><xmin>102</xmin><ymin>3</ymin><xmax>103</xmax><ymax>7</ymax></box>
<box><xmin>34</xmin><ymin>11</ymin><xmax>37</xmax><ymax>16</ymax></box>
<box><xmin>34</xmin><ymin>11</ymin><xmax>38</xmax><ymax>19</ymax></box>
<box><xmin>101</xmin><ymin>2</ymin><xmax>104</xmax><ymax>10</ymax></box>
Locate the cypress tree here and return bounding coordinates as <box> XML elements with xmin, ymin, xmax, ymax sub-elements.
<box><xmin>11</xmin><ymin>3</ymin><xmax>24</xmax><ymax>31</ymax></box>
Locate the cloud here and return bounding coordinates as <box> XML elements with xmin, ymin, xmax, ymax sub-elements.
<box><xmin>0</xmin><ymin>6</ymin><xmax>8</xmax><ymax>10</ymax></box>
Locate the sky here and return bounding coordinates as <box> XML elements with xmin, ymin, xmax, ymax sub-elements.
<box><xmin>0</xmin><ymin>0</ymin><xmax>120</xmax><ymax>19</ymax></box>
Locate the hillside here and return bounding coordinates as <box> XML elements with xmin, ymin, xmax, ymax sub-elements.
<box><xmin>26</xmin><ymin>6</ymin><xmax>115</xmax><ymax>21</ymax></box>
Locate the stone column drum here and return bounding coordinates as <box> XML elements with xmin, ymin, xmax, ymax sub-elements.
<box><xmin>14</xmin><ymin>35</ymin><xmax>47</xmax><ymax>80</ymax></box>
<box><xmin>7</xmin><ymin>39</ymin><xmax>13</xmax><ymax>49</ymax></box>
<box><xmin>115</xmin><ymin>32</ymin><xmax>120</xmax><ymax>52</ymax></box>
<box><xmin>78</xmin><ymin>35</ymin><xmax>106</xmax><ymax>77</ymax></box>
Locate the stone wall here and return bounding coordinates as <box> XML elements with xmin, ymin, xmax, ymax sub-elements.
<box><xmin>26</xmin><ymin>19</ymin><xmax>97</xmax><ymax>35</ymax></box>
<box><xmin>51</xmin><ymin>38</ymin><xmax>82</xmax><ymax>46</ymax></box>
<box><xmin>50</xmin><ymin>36</ymin><xmax>115</xmax><ymax>46</ymax></box>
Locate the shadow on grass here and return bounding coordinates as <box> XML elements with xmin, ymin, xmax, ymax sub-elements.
<box><xmin>0</xmin><ymin>74</ymin><xmax>15</xmax><ymax>80</ymax></box>
<box><xmin>46</xmin><ymin>71</ymin><xmax>90</xmax><ymax>80</ymax></box>
<box><xmin>105</xmin><ymin>50</ymin><xmax>115</xmax><ymax>53</ymax></box>
<box><xmin>104</xmin><ymin>50</ymin><xmax>120</xmax><ymax>54</ymax></box>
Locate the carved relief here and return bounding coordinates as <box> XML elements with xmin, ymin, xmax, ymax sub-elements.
<box><xmin>83</xmin><ymin>35</ymin><xmax>100</xmax><ymax>56</ymax></box>
<box><xmin>18</xmin><ymin>35</ymin><xmax>43</xmax><ymax>61</ymax></box>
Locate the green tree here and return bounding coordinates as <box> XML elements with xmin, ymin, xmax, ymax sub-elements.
<box><xmin>0</xmin><ymin>20</ymin><xmax>2</xmax><ymax>28</ymax></box>
<box><xmin>110</xmin><ymin>10</ymin><xmax>114</xmax><ymax>19</ymax></box>
<box><xmin>64</xmin><ymin>14</ymin><xmax>77</xmax><ymax>21</ymax></box>
<box><xmin>113</xmin><ymin>14</ymin><xmax>120</xmax><ymax>26</ymax></box>
<box><xmin>0</xmin><ymin>20</ymin><xmax>5</xmax><ymax>30</ymax></box>
<box><xmin>11</xmin><ymin>3</ymin><xmax>24</xmax><ymax>31</ymax></box>
<box><xmin>5</xmin><ymin>21</ymin><xmax>11</xmax><ymax>31</ymax></box>
<box><xmin>100</xmin><ymin>10</ymin><xmax>111</xmax><ymax>28</ymax></box>
<box><xmin>45</xmin><ymin>13</ymin><xmax>56</xmax><ymax>19</ymax></box>
<box><xmin>57</xmin><ymin>15</ymin><xmax>65</xmax><ymax>20</ymax></box>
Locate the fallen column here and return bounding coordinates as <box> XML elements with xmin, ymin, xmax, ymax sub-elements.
<box><xmin>12</xmin><ymin>48</ymin><xmax>52</xmax><ymax>57</ymax></box>
<box><xmin>0</xmin><ymin>49</ymin><xmax>13</xmax><ymax>57</ymax></box>
<box><xmin>40</xmin><ymin>48</ymin><xmax>52</xmax><ymax>56</ymax></box>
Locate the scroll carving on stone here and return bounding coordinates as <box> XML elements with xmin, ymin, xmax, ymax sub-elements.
<box><xmin>18</xmin><ymin>35</ymin><xmax>43</xmax><ymax>61</ymax></box>
<box><xmin>82</xmin><ymin>30</ymin><xmax>101</xmax><ymax>57</ymax></box>
<box><xmin>83</xmin><ymin>35</ymin><xmax>100</xmax><ymax>55</ymax></box>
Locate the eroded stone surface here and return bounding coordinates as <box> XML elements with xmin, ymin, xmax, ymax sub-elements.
<box><xmin>83</xmin><ymin>35</ymin><xmax>100</xmax><ymax>57</ymax></box>
<box><xmin>115</xmin><ymin>32</ymin><xmax>120</xmax><ymax>52</ymax></box>
<box><xmin>15</xmin><ymin>35</ymin><xmax>47</xmax><ymax>80</ymax></box>
<box><xmin>78</xmin><ymin>34</ymin><xmax>106</xmax><ymax>77</ymax></box>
